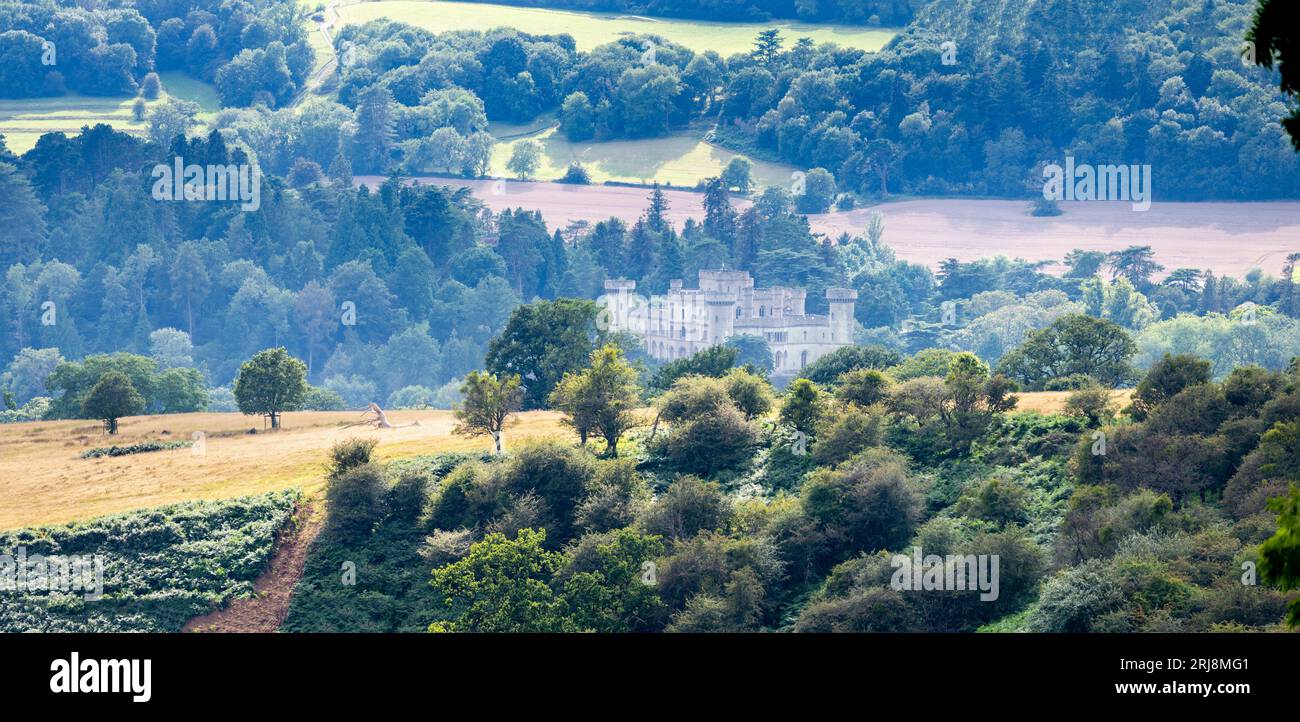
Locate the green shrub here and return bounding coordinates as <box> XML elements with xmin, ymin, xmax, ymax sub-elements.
<box><xmin>81</xmin><ymin>440</ymin><xmax>191</xmax><ymax>458</ymax></box>
<box><xmin>327</xmin><ymin>437</ymin><xmax>378</xmax><ymax>477</ymax></box>
<box><xmin>324</xmin><ymin>463</ymin><xmax>385</xmax><ymax>541</ymax></box>
<box><xmin>0</xmin><ymin>491</ymin><xmax>298</xmax><ymax>632</ymax></box>
<box><xmin>385</xmin><ymin>472</ymin><xmax>430</xmax><ymax>521</ymax></box>
<box><xmin>284</xmin><ymin>453</ymin><xmax>486</xmax><ymax>632</ymax></box>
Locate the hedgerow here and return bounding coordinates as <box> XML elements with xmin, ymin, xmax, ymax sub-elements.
<box><xmin>80</xmin><ymin>440</ymin><xmax>192</xmax><ymax>458</ymax></box>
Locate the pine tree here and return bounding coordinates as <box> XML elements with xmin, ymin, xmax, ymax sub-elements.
<box><xmin>624</xmin><ymin>219</ymin><xmax>658</xmax><ymax>284</ymax></box>
<box><xmin>329</xmin><ymin>151</ymin><xmax>353</xmax><ymax>187</ymax></box>
<box><xmin>352</xmin><ymin>85</ymin><xmax>397</xmax><ymax>173</ymax></box>
<box><xmin>733</xmin><ymin>207</ymin><xmax>762</xmax><ymax>271</ymax></box>
<box><xmin>170</xmin><ymin>242</ymin><xmax>210</xmax><ymax>339</ymax></box>
<box><xmin>1200</xmin><ymin>272</ymin><xmax>1219</xmax><ymax>314</ymax></box>
<box><xmin>645</xmin><ymin>184</ymin><xmax>670</xmax><ymax>235</ymax></box>
<box><xmin>752</xmin><ymin>29</ymin><xmax>782</xmax><ymax>67</ymax></box>
<box><xmin>539</xmin><ymin>229</ymin><xmax>568</xmax><ymax>299</ymax></box>
<box><xmin>325</xmin><ymin>194</ymin><xmax>364</xmax><ymax>270</ymax></box>
<box><xmin>652</xmin><ymin>231</ymin><xmax>686</xmax><ymax>294</ymax></box>
<box><xmin>586</xmin><ymin>219</ymin><xmax>626</xmax><ymax>277</ymax></box>
<box><xmin>0</xmin><ymin>163</ymin><xmax>48</xmax><ymax>267</ymax></box>
<box><xmin>1281</xmin><ymin>253</ymin><xmax>1300</xmax><ymax>317</ymax></box>
<box><xmin>702</xmin><ymin>177</ymin><xmax>737</xmax><ymax>247</ymax></box>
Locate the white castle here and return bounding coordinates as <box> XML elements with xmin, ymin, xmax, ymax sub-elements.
<box><xmin>601</xmin><ymin>270</ymin><xmax>858</xmax><ymax>375</ymax></box>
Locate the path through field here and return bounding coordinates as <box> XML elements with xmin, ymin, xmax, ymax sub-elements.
<box><xmin>359</xmin><ymin>176</ymin><xmax>1300</xmax><ymax>278</ymax></box>
<box><xmin>182</xmin><ymin>498</ymin><xmax>325</xmax><ymax>633</ymax></box>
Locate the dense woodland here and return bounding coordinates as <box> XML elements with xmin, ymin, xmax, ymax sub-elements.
<box><xmin>6</xmin><ymin>1</ymin><xmax>1291</xmax><ymax>198</ymax></box>
<box><xmin>305</xmin><ymin>0</ymin><xmax>1300</xmax><ymax>199</ymax></box>
<box><xmin>276</xmin><ymin>329</ymin><xmax>1300</xmax><ymax>632</ymax></box>
<box><xmin>0</xmin><ymin>0</ymin><xmax>1298</xmax><ymax>635</ymax></box>
<box><xmin>3</xmin><ymin>109</ymin><xmax>1300</xmax><ymax>422</ymax></box>
<box><xmin>455</xmin><ymin>0</ymin><xmax>924</xmax><ymax>26</ymax></box>
<box><xmin>4</xmin><ymin>113</ymin><xmax>1299</xmax><ymax>423</ymax></box>
<box><xmin>0</xmin><ymin>0</ymin><xmax>315</xmax><ymax>103</ymax></box>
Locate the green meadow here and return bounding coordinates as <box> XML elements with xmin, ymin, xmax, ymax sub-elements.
<box><xmin>0</xmin><ymin>71</ymin><xmax>218</xmax><ymax>154</ymax></box>
<box><xmin>487</xmin><ymin>121</ymin><xmax>796</xmax><ymax>186</ymax></box>
<box><xmin>332</xmin><ymin>0</ymin><xmax>897</xmax><ymax>54</ymax></box>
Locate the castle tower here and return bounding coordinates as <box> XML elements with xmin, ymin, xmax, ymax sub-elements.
<box><xmin>705</xmin><ymin>290</ymin><xmax>738</xmax><ymax>345</ymax></box>
<box><xmin>791</xmin><ymin>288</ymin><xmax>807</xmax><ymax>316</ymax></box>
<box><xmin>603</xmin><ymin>278</ymin><xmax>636</xmax><ymax>333</ymax></box>
<box><xmin>826</xmin><ymin>288</ymin><xmax>858</xmax><ymax>344</ymax></box>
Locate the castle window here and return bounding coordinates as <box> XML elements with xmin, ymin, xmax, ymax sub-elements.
<box><xmin>735</xmin><ymin>307</ymin><xmax>742</xmax><ymax>319</ymax></box>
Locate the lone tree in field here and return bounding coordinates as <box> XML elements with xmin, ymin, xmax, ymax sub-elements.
<box><xmin>234</xmin><ymin>347</ymin><xmax>308</xmax><ymax>430</ymax></box>
<box><xmin>454</xmin><ymin>371</ymin><xmax>523</xmax><ymax>454</ymax></box>
<box><xmin>549</xmin><ymin>345</ymin><xmax>641</xmax><ymax>457</ymax></box>
<box><xmin>507</xmin><ymin>140</ymin><xmax>542</xmax><ymax>180</ymax></box>
<box><xmin>82</xmin><ymin>371</ymin><xmax>145</xmax><ymax>434</ymax></box>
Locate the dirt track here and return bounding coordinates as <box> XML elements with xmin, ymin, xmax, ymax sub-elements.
<box><xmin>357</xmin><ymin>176</ymin><xmax>1300</xmax><ymax>278</ymax></box>
<box><xmin>183</xmin><ymin>498</ymin><xmax>325</xmax><ymax>633</ymax></box>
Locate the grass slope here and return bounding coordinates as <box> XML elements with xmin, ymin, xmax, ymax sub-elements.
<box><xmin>488</xmin><ymin>123</ymin><xmax>797</xmax><ymax>186</ymax></box>
<box><xmin>0</xmin><ymin>72</ymin><xmax>218</xmax><ymax>154</ymax></box>
<box><xmin>0</xmin><ymin>409</ymin><xmax>570</xmax><ymax>531</ymax></box>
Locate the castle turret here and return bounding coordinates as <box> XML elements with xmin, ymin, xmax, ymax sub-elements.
<box><xmin>603</xmin><ymin>278</ymin><xmax>636</xmax><ymax>332</ymax></box>
<box><xmin>826</xmin><ymin>288</ymin><xmax>858</xmax><ymax>344</ymax></box>
<box><xmin>791</xmin><ymin>288</ymin><xmax>807</xmax><ymax>316</ymax></box>
<box><xmin>705</xmin><ymin>290</ymin><xmax>738</xmax><ymax>345</ymax></box>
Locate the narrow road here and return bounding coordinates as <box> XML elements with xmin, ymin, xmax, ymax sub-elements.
<box><xmin>293</xmin><ymin>0</ymin><xmax>346</xmax><ymax>105</ymax></box>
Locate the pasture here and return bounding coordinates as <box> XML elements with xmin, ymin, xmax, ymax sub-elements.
<box><xmin>0</xmin><ymin>71</ymin><xmax>218</xmax><ymax>154</ymax></box>
<box><xmin>488</xmin><ymin>125</ymin><xmax>797</xmax><ymax>186</ymax></box>
<box><xmin>330</xmin><ymin>0</ymin><xmax>898</xmax><ymax>53</ymax></box>
<box><xmin>0</xmin><ymin>409</ymin><xmax>570</xmax><ymax>531</ymax></box>
<box><xmin>1013</xmin><ymin>389</ymin><xmax>1132</xmax><ymax>415</ymax></box>
<box><xmin>2</xmin><ymin>390</ymin><xmax>1122</xmax><ymax>532</ymax></box>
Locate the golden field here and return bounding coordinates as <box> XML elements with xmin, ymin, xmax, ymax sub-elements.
<box><xmin>0</xmin><ymin>391</ymin><xmax>1124</xmax><ymax>531</ymax></box>
<box><xmin>0</xmin><ymin>409</ymin><xmax>571</xmax><ymax>531</ymax></box>
<box><xmin>1013</xmin><ymin>389</ymin><xmax>1133</xmax><ymax>414</ymax></box>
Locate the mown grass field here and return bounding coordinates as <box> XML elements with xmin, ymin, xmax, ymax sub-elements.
<box><xmin>0</xmin><ymin>71</ymin><xmax>219</xmax><ymax>154</ymax></box>
<box><xmin>488</xmin><ymin>123</ymin><xmax>797</xmax><ymax>186</ymax></box>
<box><xmin>0</xmin><ymin>409</ymin><xmax>570</xmax><ymax>531</ymax></box>
<box><xmin>1013</xmin><ymin>389</ymin><xmax>1132</xmax><ymax>415</ymax></box>
<box><xmin>1</xmin><ymin>390</ymin><xmax>1119</xmax><ymax>532</ymax></box>
<box><xmin>331</xmin><ymin>0</ymin><xmax>898</xmax><ymax>53</ymax></box>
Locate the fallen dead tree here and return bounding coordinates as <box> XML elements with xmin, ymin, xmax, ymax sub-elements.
<box><xmin>340</xmin><ymin>403</ymin><xmax>422</xmax><ymax>430</ymax></box>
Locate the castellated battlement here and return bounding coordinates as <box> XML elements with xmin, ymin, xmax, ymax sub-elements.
<box><xmin>601</xmin><ymin>270</ymin><xmax>856</xmax><ymax>375</ymax></box>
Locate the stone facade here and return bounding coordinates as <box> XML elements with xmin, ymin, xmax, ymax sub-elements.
<box><xmin>601</xmin><ymin>270</ymin><xmax>857</xmax><ymax>375</ymax></box>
